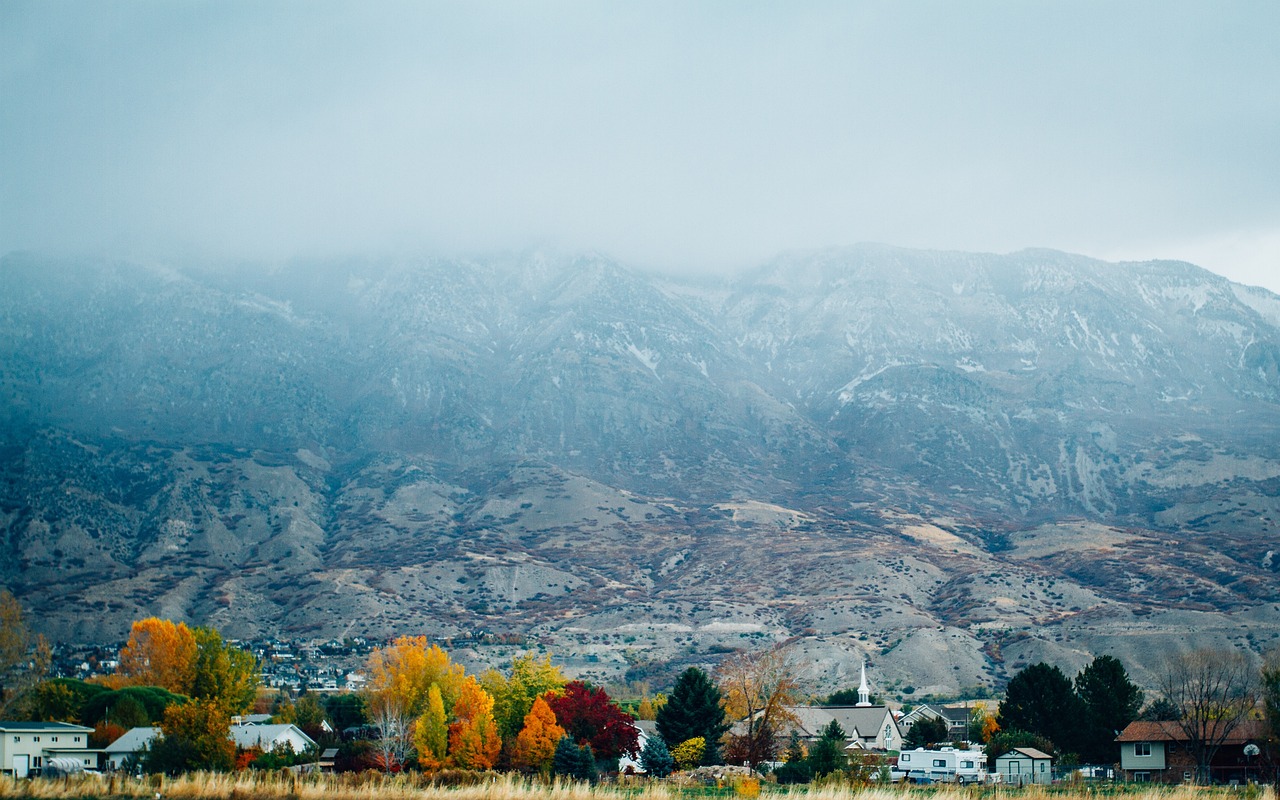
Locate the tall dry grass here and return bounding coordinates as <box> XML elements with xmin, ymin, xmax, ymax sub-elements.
<box><xmin>0</xmin><ymin>773</ymin><xmax>1272</xmax><ymax>800</ymax></box>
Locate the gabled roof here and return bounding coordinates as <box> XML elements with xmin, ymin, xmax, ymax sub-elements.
<box><xmin>0</xmin><ymin>721</ymin><xmax>93</xmax><ymax>733</ymax></box>
<box><xmin>999</xmin><ymin>747</ymin><xmax>1052</xmax><ymax>760</ymax></box>
<box><xmin>105</xmin><ymin>727</ymin><xmax>160</xmax><ymax>753</ymax></box>
<box><xmin>1116</xmin><ymin>720</ymin><xmax>1266</xmax><ymax>745</ymax></box>
<box><xmin>230</xmin><ymin>723</ymin><xmax>315</xmax><ymax>751</ymax></box>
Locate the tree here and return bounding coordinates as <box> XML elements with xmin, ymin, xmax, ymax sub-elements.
<box><xmin>481</xmin><ymin>652</ymin><xmax>567</xmax><ymax>741</ymax></box>
<box><xmin>29</xmin><ymin>678</ymin><xmax>108</xmax><ymax>723</ymax></box>
<box><xmin>1159</xmin><ymin>647</ymin><xmax>1258</xmax><ymax>783</ymax></box>
<box><xmin>1263</xmin><ymin>649</ymin><xmax>1280</xmax><ymax>744</ymax></box>
<box><xmin>807</xmin><ymin>719</ymin><xmax>847</xmax><ymax>778</ymax></box>
<box><xmin>364</xmin><ymin>636</ymin><xmax>465</xmax><ymax>772</ymax></box>
<box><xmin>146</xmin><ymin>698</ymin><xmax>235</xmax><ymax>773</ymax></box>
<box><xmin>189</xmin><ymin>626</ymin><xmax>258</xmax><ymax>713</ymax></box>
<box><xmin>116</xmin><ymin>618</ymin><xmax>198</xmax><ymax>694</ymax></box>
<box><xmin>773</xmin><ymin>733</ymin><xmax>812</xmax><ymax>784</ymax></box>
<box><xmin>718</xmin><ymin>647</ymin><xmax>800</xmax><ymax>766</ymax></box>
<box><xmin>1138</xmin><ymin>696</ymin><xmax>1181</xmax><ymax>720</ymax></box>
<box><xmin>448</xmin><ymin>674</ymin><xmax>501</xmax><ymax>769</ymax></box>
<box><xmin>903</xmin><ymin>715</ymin><xmax>948</xmax><ymax>749</ymax></box>
<box><xmin>513</xmin><ymin>695</ymin><xmax>565</xmax><ymax>773</ymax></box>
<box><xmin>997</xmin><ymin>662</ymin><xmax>1082</xmax><ymax>755</ymax></box>
<box><xmin>657</xmin><ymin>667</ymin><xmax>728</xmax><ymax>765</ymax></box>
<box><xmin>0</xmin><ymin>589</ymin><xmax>50</xmax><ymax>718</ymax></box>
<box><xmin>553</xmin><ymin>736</ymin><xmax>596</xmax><ymax>780</ymax></box>
<box><xmin>967</xmin><ymin>703</ymin><xmax>999</xmax><ymax>744</ymax></box>
<box><xmin>325</xmin><ymin>692</ymin><xmax>368</xmax><ymax>731</ymax></box>
<box><xmin>1074</xmin><ymin>655</ymin><xmax>1144</xmax><ymax>764</ymax></box>
<box><xmin>670</xmin><ymin>737</ymin><xmax>706</xmax><ymax>770</ymax></box>
<box><xmin>638</xmin><ymin>733</ymin><xmax>675</xmax><ymax>777</ymax></box>
<box><xmin>544</xmin><ymin>681</ymin><xmax>638</xmax><ymax>767</ymax></box>
<box><xmin>413</xmin><ymin>684</ymin><xmax>449</xmax><ymax>770</ymax></box>
<box><xmin>82</xmin><ymin>685</ymin><xmax>186</xmax><ymax>727</ymax></box>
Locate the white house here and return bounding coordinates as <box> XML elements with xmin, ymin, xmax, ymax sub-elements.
<box><xmin>229</xmin><ymin>723</ymin><xmax>315</xmax><ymax>754</ymax></box>
<box><xmin>0</xmin><ymin>721</ymin><xmax>94</xmax><ymax>777</ymax></box>
<box><xmin>104</xmin><ymin>727</ymin><xmax>160</xmax><ymax>771</ymax></box>
<box><xmin>995</xmin><ymin>747</ymin><xmax>1053</xmax><ymax>785</ymax></box>
<box><xmin>618</xmin><ymin>720</ymin><xmax>656</xmax><ymax>774</ymax></box>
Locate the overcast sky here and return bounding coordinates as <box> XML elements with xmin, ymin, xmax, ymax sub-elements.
<box><xmin>2</xmin><ymin>1</ymin><xmax>1278</xmax><ymax>291</ymax></box>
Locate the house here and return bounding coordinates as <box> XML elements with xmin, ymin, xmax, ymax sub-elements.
<box><xmin>0</xmin><ymin>721</ymin><xmax>94</xmax><ymax>777</ymax></box>
<box><xmin>1115</xmin><ymin>720</ymin><xmax>1267</xmax><ymax>784</ymax></box>
<box><xmin>994</xmin><ymin>747</ymin><xmax>1053</xmax><ymax>785</ymax></box>
<box><xmin>899</xmin><ymin>704</ymin><xmax>971</xmax><ymax>739</ymax></box>
<box><xmin>618</xmin><ymin>720</ymin><xmax>656</xmax><ymax>774</ymax></box>
<box><xmin>104</xmin><ymin>727</ymin><xmax>160</xmax><ymax>771</ymax></box>
<box><xmin>229</xmin><ymin>723</ymin><xmax>315</xmax><ymax>754</ymax></box>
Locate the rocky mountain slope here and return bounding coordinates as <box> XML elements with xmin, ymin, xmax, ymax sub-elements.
<box><xmin>2</xmin><ymin>246</ymin><xmax>1278</xmax><ymax>694</ymax></box>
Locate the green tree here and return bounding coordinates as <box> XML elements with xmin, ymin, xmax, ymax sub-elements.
<box><xmin>82</xmin><ymin>685</ymin><xmax>187</xmax><ymax>726</ymax></box>
<box><xmin>1138</xmin><ymin>696</ymin><xmax>1181</xmax><ymax>720</ymax></box>
<box><xmin>324</xmin><ymin>692</ymin><xmax>368</xmax><ymax>731</ymax></box>
<box><xmin>293</xmin><ymin>692</ymin><xmax>328</xmax><ymax>739</ymax></box>
<box><xmin>29</xmin><ymin>678</ymin><xmax>108</xmax><ymax>723</ymax></box>
<box><xmin>145</xmin><ymin>698</ymin><xmax>235</xmax><ymax>773</ymax></box>
<box><xmin>1262</xmin><ymin>650</ymin><xmax>1280</xmax><ymax>744</ymax></box>
<box><xmin>413</xmin><ymin>684</ymin><xmax>449</xmax><ymax>770</ymax></box>
<box><xmin>807</xmin><ymin>719</ymin><xmax>847</xmax><ymax>778</ymax></box>
<box><xmin>638</xmin><ymin>733</ymin><xmax>675</xmax><ymax>777</ymax></box>
<box><xmin>997</xmin><ymin>662</ymin><xmax>1082</xmax><ymax>756</ymax></box>
<box><xmin>773</xmin><ymin>732</ymin><xmax>811</xmax><ymax>784</ymax></box>
<box><xmin>482</xmin><ymin>652</ymin><xmax>566</xmax><ymax>740</ymax></box>
<box><xmin>190</xmin><ymin>626</ymin><xmax>258</xmax><ymax>713</ymax></box>
<box><xmin>657</xmin><ymin>667</ymin><xmax>728</xmax><ymax>765</ymax></box>
<box><xmin>1074</xmin><ymin>655</ymin><xmax>1144</xmax><ymax>764</ymax></box>
<box><xmin>903</xmin><ymin>715</ymin><xmax>948</xmax><ymax>749</ymax></box>
<box><xmin>552</xmin><ymin>736</ymin><xmax>596</xmax><ymax>780</ymax></box>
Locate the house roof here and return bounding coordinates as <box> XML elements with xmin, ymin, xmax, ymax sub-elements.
<box><xmin>1000</xmin><ymin>747</ymin><xmax>1052</xmax><ymax>760</ymax></box>
<box><xmin>230</xmin><ymin>723</ymin><xmax>316</xmax><ymax>751</ymax></box>
<box><xmin>774</xmin><ymin>706</ymin><xmax>897</xmax><ymax>740</ymax></box>
<box><xmin>0</xmin><ymin>721</ymin><xmax>93</xmax><ymax>733</ymax></box>
<box><xmin>1115</xmin><ymin>720</ymin><xmax>1266</xmax><ymax>744</ymax></box>
<box><xmin>903</xmin><ymin>704</ymin><xmax>969</xmax><ymax>724</ymax></box>
<box><xmin>105</xmin><ymin>727</ymin><xmax>160</xmax><ymax>754</ymax></box>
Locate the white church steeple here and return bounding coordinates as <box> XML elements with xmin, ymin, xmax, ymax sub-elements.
<box><xmin>857</xmin><ymin>659</ymin><xmax>871</xmax><ymax>706</ymax></box>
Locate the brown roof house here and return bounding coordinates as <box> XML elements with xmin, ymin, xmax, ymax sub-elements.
<box><xmin>1115</xmin><ymin>720</ymin><xmax>1268</xmax><ymax>785</ymax></box>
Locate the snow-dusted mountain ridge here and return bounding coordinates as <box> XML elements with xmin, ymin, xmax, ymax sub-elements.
<box><xmin>2</xmin><ymin>245</ymin><xmax>1278</xmax><ymax>692</ymax></box>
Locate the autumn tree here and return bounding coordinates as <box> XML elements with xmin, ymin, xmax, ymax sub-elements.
<box><xmin>0</xmin><ymin>589</ymin><xmax>50</xmax><ymax>717</ymax></box>
<box><xmin>670</xmin><ymin>737</ymin><xmax>706</xmax><ymax>770</ymax></box>
<box><xmin>364</xmin><ymin>636</ymin><xmax>465</xmax><ymax>772</ymax></box>
<box><xmin>967</xmin><ymin>703</ymin><xmax>999</xmax><ymax>744</ymax></box>
<box><xmin>545</xmin><ymin>680</ymin><xmax>638</xmax><ymax>768</ymax></box>
<box><xmin>481</xmin><ymin>652</ymin><xmax>566</xmax><ymax>740</ymax></box>
<box><xmin>1074</xmin><ymin>655</ymin><xmax>1144</xmax><ymax>764</ymax></box>
<box><xmin>146</xmin><ymin>698</ymin><xmax>235</xmax><ymax>773</ymax></box>
<box><xmin>448</xmin><ymin>675</ymin><xmax>502</xmax><ymax>769</ymax></box>
<box><xmin>116</xmin><ymin>618</ymin><xmax>198</xmax><ymax>694</ymax></box>
<box><xmin>513</xmin><ymin>695</ymin><xmax>565</xmax><ymax>773</ymax></box>
<box><xmin>718</xmin><ymin>647</ymin><xmax>801</xmax><ymax>766</ymax></box>
<box><xmin>657</xmin><ymin>667</ymin><xmax>728</xmax><ymax>766</ymax></box>
<box><xmin>413</xmin><ymin>684</ymin><xmax>448</xmax><ymax>770</ymax></box>
<box><xmin>1159</xmin><ymin>647</ymin><xmax>1258</xmax><ymax>783</ymax></box>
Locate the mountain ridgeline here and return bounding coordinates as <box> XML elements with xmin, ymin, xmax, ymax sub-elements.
<box><xmin>3</xmin><ymin>246</ymin><xmax>1279</xmax><ymax>693</ymax></box>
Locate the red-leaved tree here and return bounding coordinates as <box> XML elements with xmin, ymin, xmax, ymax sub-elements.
<box><xmin>544</xmin><ymin>681</ymin><xmax>638</xmax><ymax>764</ymax></box>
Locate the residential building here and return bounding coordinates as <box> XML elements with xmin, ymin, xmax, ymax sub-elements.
<box><xmin>104</xmin><ymin>727</ymin><xmax>159</xmax><ymax>771</ymax></box>
<box><xmin>229</xmin><ymin>723</ymin><xmax>315</xmax><ymax>754</ymax></box>
<box><xmin>0</xmin><ymin>721</ymin><xmax>94</xmax><ymax>777</ymax></box>
<box><xmin>1115</xmin><ymin>720</ymin><xmax>1267</xmax><ymax>784</ymax></box>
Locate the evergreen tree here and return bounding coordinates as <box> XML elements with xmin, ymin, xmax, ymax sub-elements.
<box><xmin>657</xmin><ymin>667</ymin><xmax>728</xmax><ymax>765</ymax></box>
<box><xmin>997</xmin><ymin>662</ymin><xmax>1082</xmax><ymax>756</ymax></box>
<box><xmin>638</xmin><ymin>734</ymin><xmax>675</xmax><ymax>778</ymax></box>
<box><xmin>903</xmin><ymin>715</ymin><xmax>948</xmax><ymax>749</ymax></box>
<box><xmin>807</xmin><ymin>719</ymin><xmax>847</xmax><ymax>778</ymax></box>
<box><xmin>983</xmin><ymin>729</ymin><xmax>1055</xmax><ymax>770</ymax></box>
<box><xmin>773</xmin><ymin>732</ymin><xmax>811</xmax><ymax>784</ymax></box>
<box><xmin>1074</xmin><ymin>655</ymin><xmax>1144</xmax><ymax>764</ymax></box>
<box><xmin>552</xmin><ymin>736</ymin><xmax>596</xmax><ymax>781</ymax></box>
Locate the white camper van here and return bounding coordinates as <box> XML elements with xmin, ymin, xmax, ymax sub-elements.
<box><xmin>897</xmin><ymin>746</ymin><xmax>988</xmax><ymax>784</ymax></box>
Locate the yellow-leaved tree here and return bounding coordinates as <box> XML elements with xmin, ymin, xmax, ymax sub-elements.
<box><xmin>365</xmin><ymin>636</ymin><xmax>465</xmax><ymax>772</ymax></box>
<box><xmin>481</xmin><ymin>652</ymin><xmax>567</xmax><ymax>741</ymax></box>
<box><xmin>115</xmin><ymin>618</ymin><xmax>198</xmax><ymax>694</ymax></box>
<box><xmin>513</xmin><ymin>695</ymin><xmax>565</xmax><ymax>773</ymax></box>
<box><xmin>448</xmin><ymin>675</ymin><xmax>502</xmax><ymax>769</ymax></box>
<box><xmin>413</xmin><ymin>684</ymin><xmax>449</xmax><ymax>771</ymax></box>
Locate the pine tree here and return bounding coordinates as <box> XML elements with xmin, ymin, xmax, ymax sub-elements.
<box><xmin>807</xmin><ymin>719</ymin><xmax>847</xmax><ymax>778</ymax></box>
<box><xmin>638</xmin><ymin>733</ymin><xmax>675</xmax><ymax>778</ymax></box>
<box><xmin>657</xmin><ymin>667</ymin><xmax>728</xmax><ymax>765</ymax></box>
<box><xmin>998</xmin><ymin>662</ymin><xmax>1083</xmax><ymax>756</ymax></box>
<box><xmin>1074</xmin><ymin>655</ymin><xmax>1144</xmax><ymax>764</ymax></box>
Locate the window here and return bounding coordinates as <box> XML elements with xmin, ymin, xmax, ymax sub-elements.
<box><xmin>901</xmin><ymin>754</ymin><xmax>911</xmax><ymax>762</ymax></box>
<box><xmin>32</xmin><ymin>758</ymin><xmax>41</xmax><ymax>768</ymax></box>
<box><xmin>1134</xmin><ymin>772</ymin><xmax>1150</xmax><ymax>782</ymax></box>
<box><xmin>1135</xmin><ymin>742</ymin><xmax>1152</xmax><ymax>757</ymax></box>
<box><xmin>51</xmin><ymin>736</ymin><xmax>58</xmax><ymax>742</ymax></box>
<box><xmin>33</xmin><ymin>736</ymin><xmax>39</xmax><ymax>743</ymax></box>
<box><xmin>73</xmin><ymin>736</ymin><xmax>81</xmax><ymax>743</ymax></box>
<box><xmin>12</xmin><ymin>736</ymin><xmax>19</xmax><ymax>743</ymax></box>
<box><xmin>962</xmin><ymin>761</ymin><xmax>974</xmax><ymax>769</ymax></box>
<box><xmin>933</xmin><ymin>759</ymin><xmax>947</xmax><ymax>768</ymax></box>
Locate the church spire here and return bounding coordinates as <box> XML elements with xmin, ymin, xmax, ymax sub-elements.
<box><xmin>857</xmin><ymin>659</ymin><xmax>871</xmax><ymax>706</ymax></box>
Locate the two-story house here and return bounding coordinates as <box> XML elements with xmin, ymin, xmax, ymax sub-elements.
<box><xmin>0</xmin><ymin>721</ymin><xmax>95</xmax><ymax>777</ymax></box>
<box><xmin>1116</xmin><ymin>720</ymin><xmax>1266</xmax><ymax>784</ymax></box>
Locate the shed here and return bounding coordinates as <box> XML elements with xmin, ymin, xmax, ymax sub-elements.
<box><xmin>995</xmin><ymin>747</ymin><xmax>1053</xmax><ymax>785</ymax></box>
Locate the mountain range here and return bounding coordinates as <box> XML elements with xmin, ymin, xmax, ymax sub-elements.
<box><xmin>2</xmin><ymin>245</ymin><xmax>1279</xmax><ymax>695</ymax></box>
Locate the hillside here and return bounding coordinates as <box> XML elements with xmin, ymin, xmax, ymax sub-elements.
<box><xmin>2</xmin><ymin>246</ymin><xmax>1279</xmax><ymax>694</ymax></box>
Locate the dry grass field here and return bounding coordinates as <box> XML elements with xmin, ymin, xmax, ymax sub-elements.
<box><xmin>0</xmin><ymin>773</ymin><xmax>1272</xmax><ymax>800</ymax></box>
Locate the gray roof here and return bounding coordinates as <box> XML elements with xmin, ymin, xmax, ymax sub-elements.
<box><xmin>999</xmin><ymin>747</ymin><xmax>1052</xmax><ymax>761</ymax></box>
<box><xmin>230</xmin><ymin>723</ymin><xmax>315</xmax><ymax>751</ymax></box>
<box><xmin>762</xmin><ymin>706</ymin><xmax>898</xmax><ymax>743</ymax></box>
<box><xmin>105</xmin><ymin>727</ymin><xmax>160</xmax><ymax>754</ymax></box>
<box><xmin>0</xmin><ymin>721</ymin><xmax>93</xmax><ymax>733</ymax></box>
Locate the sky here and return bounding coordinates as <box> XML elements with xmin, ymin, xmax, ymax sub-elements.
<box><xmin>2</xmin><ymin>1</ymin><xmax>1278</xmax><ymax>292</ymax></box>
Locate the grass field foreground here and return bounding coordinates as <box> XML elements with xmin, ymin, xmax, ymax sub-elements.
<box><xmin>0</xmin><ymin>773</ymin><xmax>1274</xmax><ymax>800</ymax></box>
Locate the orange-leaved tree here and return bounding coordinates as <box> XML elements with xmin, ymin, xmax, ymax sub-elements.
<box><xmin>115</xmin><ymin>618</ymin><xmax>198</xmax><ymax>694</ymax></box>
<box><xmin>513</xmin><ymin>695</ymin><xmax>565</xmax><ymax>773</ymax></box>
<box><xmin>365</xmin><ymin>636</ymin><xmax>465</xmax><ymax>772</ymax></box>
<box><xmin>448</xmin><ymin>674</ymin><xmax>501</xmax><ymax>769</ymax></box>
